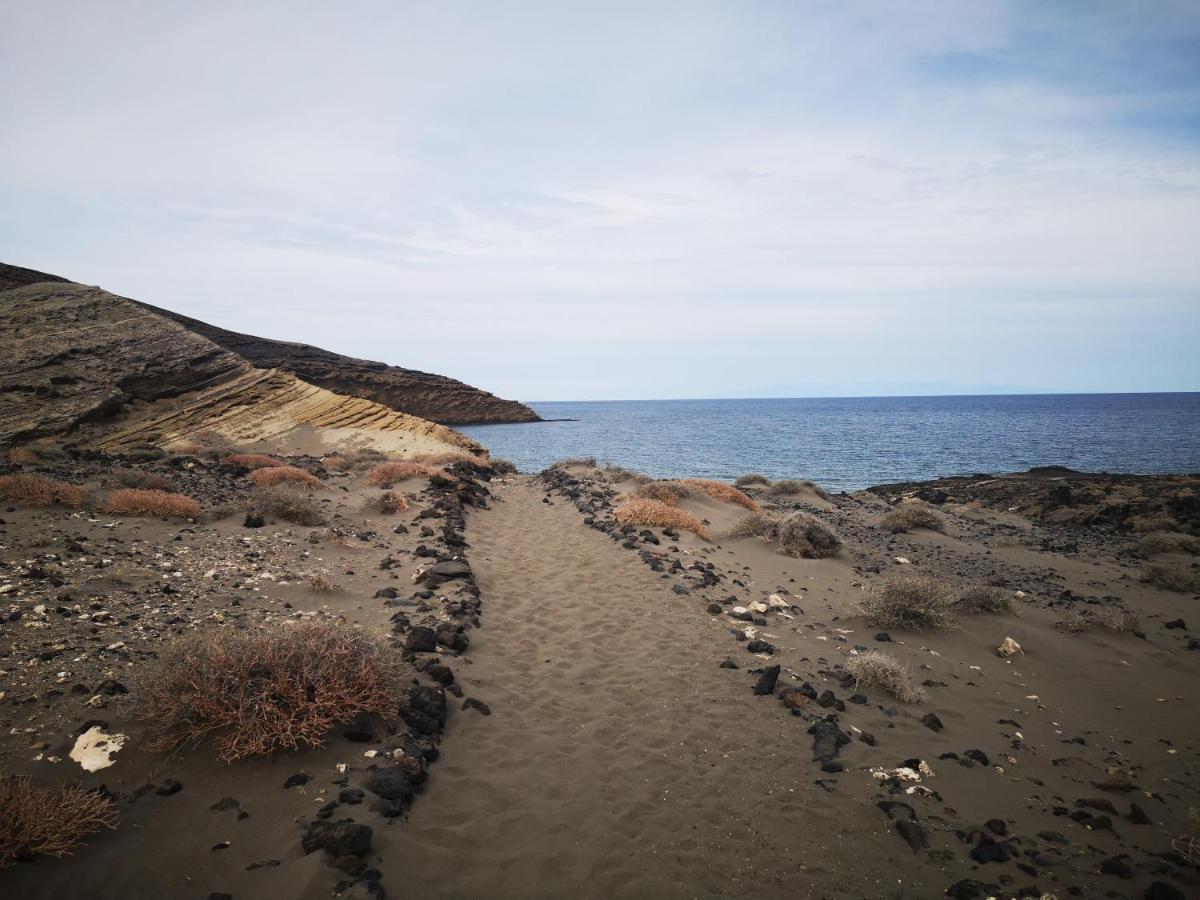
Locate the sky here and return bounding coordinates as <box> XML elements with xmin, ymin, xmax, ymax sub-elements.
<box><xmin>2</xmin><ymin>0</ymin><xmax>1199</xmax><ymax>401</ymax></box>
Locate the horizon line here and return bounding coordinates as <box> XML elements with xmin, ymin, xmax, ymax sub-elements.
<box><xmin>508</xmin><ymin>389</ymin><xmax>1200</xmax><ymax>406</ymax></box>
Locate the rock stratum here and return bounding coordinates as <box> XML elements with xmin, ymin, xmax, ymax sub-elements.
<box><xmin>142</xmin><ymin>302</ymin><xmax>541</xmax><ymax>426</ymax></box>
<box><xmin>0</xmin><ymin>267</ymin><xmax>482</xmax><ymax>456</ymax></box>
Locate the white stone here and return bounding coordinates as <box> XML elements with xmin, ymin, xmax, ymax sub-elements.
<box><xmin>70</xmin><ymin>726</ymin><xmax>126</xmax><ymax>772</ymax></box>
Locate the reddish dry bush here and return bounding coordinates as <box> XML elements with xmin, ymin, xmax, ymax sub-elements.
<box><xmin>615</xmin><ymin>498</ymin><xmax>710</xmax><ymax>540</ymax></box>
<box><xmin>222</xmin><ymin>453</ymin><xmax>284</xmax><ymax>469</ymax></box>
<box><xmin>104</xmin><ymin>488</ymin><xmax>200</xmax><ymax>519</ymax></box>
<box><xmin>140</xmin><ymin>621</ymin><xmax>402</xmax><ymax>763</ymax></box>
<box><xmin>0</xmin><ymin>777</ymin><xmax>119</xmax><ymax>868</ymax></box>
<box><xmin>367</xmin><ymin>461</ymin><xmax>442</xmax><ymax>486</ymax></box>
<box><xmin>685</xmin><ymin>479</ymin><xmax>760</xmax><ymax>511</ymax></box>
<box><xmin>248</xmin><ymin>466</ymin><xmax>322</xmax><ymax>488</ymax></box>
<box><xmin>0</xmin><ymin>473</ymin><xmax>89</xmax><ymax>508</ymax></box>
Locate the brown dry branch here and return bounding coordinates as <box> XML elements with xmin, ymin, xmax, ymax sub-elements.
<box><xmin>0</xmin><ymin>778</ymin><xmax>119</xmax><ymax>868</ymax></box>
<box><xmin>140</xmin><ymin>621</ymin><xmax>402</xmax><ymax>763</ymax></box>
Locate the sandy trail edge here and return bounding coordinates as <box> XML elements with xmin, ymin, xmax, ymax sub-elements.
<box><xmin>376</xmin><ymin>477</ymin><xmax>902</xmax><ymax>899</ymax></box>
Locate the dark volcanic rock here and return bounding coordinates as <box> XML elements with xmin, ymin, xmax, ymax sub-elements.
<box><xmin>752</xmin><ymin>665</ymin><xmax>781</xmax><ymax>695</ymax></box>
<box><xmin>301</xmin><ymin>820</ymin><xmax>373</xmax><ymax>856</ymax></box>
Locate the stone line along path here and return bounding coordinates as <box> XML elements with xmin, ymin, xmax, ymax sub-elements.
<box><xmin>371</xmin><ymin>477</ymin><xmax>902</xmax><ymax>899</ymax></box>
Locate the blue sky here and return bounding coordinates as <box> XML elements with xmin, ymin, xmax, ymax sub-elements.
<box><xmin>2</xmin><ymin>1</ymin><xmax>1198</xmax><ymax>400</ymax></box>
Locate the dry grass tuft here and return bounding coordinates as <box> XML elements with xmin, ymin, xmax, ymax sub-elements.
<box><xmin>1130</xmin><ymin>513</ymin><xmax>1181</xmax><ymax>533</ymax></box>
<box><xmin>0</xmin><ymin>777</ymin><xmax>119</xmax><ymax>867</ymax></box>
<box><xmin>222</xmin><ymin>453</ymin><xmax>284</xmax><ymax>469</ymax></box>
<box><xmin>846</xmin><ymin>651</ymin><xmax>927</xmax><ymax>703</ymax></box>
<box><xmin>249</xmin><ymin>466</ymin><xmax>322</xmax><ymax>488</ymax></box>
<box><xmin>863</xmin><ymin>575</ymin><xmax>957</xmax><ymax>631</ymax></box>
<box><xmin>323</xmin><ymin>448</ymin><xmax>388</xmax><ymax>472</ymax></box>
<box><xmin>684</xmin><ymin>479</ymin><xmax>760</xmax><ymax>511</ymax></box>
<box><xmin>104</xmin><ymin>488</ymin><xmax>200</xmax><ymax>519</ymax></box>
<box><xmin>376</xmin><ymin>491</ymin><xmax>410</xmax><ymax>514</ymax></box>
<box><xmin>600</xmin><ymin>464</ymin><xmax>649</xmax><ymax>484</ymax></box>
<box><xmin>7</xmin><ymin>444</ymin><xmax>67</xmax><ymax>466</ymax></box>
<box><xmin>1058</xmin><ymin>606</ymin><xmax>1140</xmax><ymax>634</ymax></box>
<box><xmin>556</xmin><ymin>456</ymin><xmax>597</xmax><ymax>468</ymax></box>
<box><xmin>251</xmin><ymin>486</ymin><xmax>327</xmax><ymax>526</ymax></box>
<box><xmin>0</xmin><ymin>473</ymin><xmax>89</xmax><ymax>508</ymax></box>
<box><xmin>490</xmin><ymin>458</ymin><xmax>518</xmax><ymax>476</ymax></box>
<box><xmin>734</xmin><ymin>473</ymin><xmax>770</xmax><ymax>488</ymax></box>
<box><xmin>309</xmin><ymin>572</ymin><xmax>338</xmax><ymax>592</ymax></box>
<box><xmin>634</xmin><ymin>481</ymin><xmax>692</xmax><ymax>504</ymax></box>
<box><xmin>1138</xmin><ymin>532</ymin><xmax>1200</xmax><ymax>557</ymax></box>
<box><xmin>615</xmin><ymin>498</ymin><xmax>710</xmax><ymax>540</ymax></box>
<box><xmin>767</xmin><ymin>478</ymin><xmax>832</xmax><ymax>500</ymax></box>
<box><xmin>108</xmin><ymin>468</ymin><xmax>173</xmax><ymax>491</ymax></box>
<box><xmin>411</xmin><ymin>450</ymin><xmax>490</xmax><ymax>469</ymax></box>
<box><xmin>955</xmin><ymin>584</ymin><xmax>1013</xmax><ymax>614</ymax></box>
<box><xmin>140</xmin><ymin>621</ymin><xmax>402</xmax><ymax>763</ymax></box>
<box><xmin>1142</xmin><ymin>561</ymin><xmax>1200</xmax><ymax>594</ymax></box>
<box><xmin>882</xmin><ymin>502</ymin><xmax>945</xmax><ymax>533</ymax></box>
<box><xmin>730</xmin><ymin>511</ymin><xmax>841</xmax><ymax>558</ymax></box>
<box><xmin>367</xmin><ymin>461</ymin><xmax>442</xmax><ymax>486</ymax></box>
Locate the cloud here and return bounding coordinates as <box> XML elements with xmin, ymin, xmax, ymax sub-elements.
<box><xmin>1</xmin><ymin>0</ymin><xmax>1198</xmax><ymax>400</ymax></box>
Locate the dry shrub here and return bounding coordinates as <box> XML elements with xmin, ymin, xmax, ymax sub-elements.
<box><xmin>249</xmin><ymin>466</ymin><xmax>322</xmax><ymax>488</ymax></box>
<box><xmin>490</xmin><ymin>458</ymin><xmax>518</xmax><ymax>475</ymax></box>
<box><xmin>140</xmin><ymin>621</ymin><xmax>402</xmax><ymax>763</ymax></box>
<box><xmin>0</xmin><ymin>473</ymin><xmax>89</xmax><ymax>508</ymax></box>
<box><xmin>1142</xmin><ymin>561</ymin><xmax>1200</xmax><ymax>594</ymax></box>
<box><xmin>634</xmin><ymin>481</ymin><xmax>692</xmax><ymax>504</ymax></box>
<box><xmin>1130</xmin><ymin>513</ymin><xmax>1181</xmax><ymax>533</ymax></box>
<box><xmin>367</xmin><ymin>461</ymin><xmax>442</xmax><ymax>486</ymax></box>
<box><xmin>0</xmin><ymin>778</ymin><xmax>119</xmax><ymax>867</ymax></box>
<box><xmin>108</xmin><ymin>468</ymin><xmax>173</xmax><ymax>491</ymax></box>
<box><xmin>863</xmin><ymin>576</ymin><xmax>957</xmax><ymax>631</ymax></box>
<box><xmin>601</xmin><ymin>464</ymin><xmax>648</xmax><ymax>484</ymax></box>
<box><xmin>768</xmin><ymin>478</ymin><xmax>831</xmax><ymax>500</ymax></box>
<box><xmin>735</xmin><ymin>473</ymin><xmax>770</xmax><ymax>488</ymax></box>
<box><xmin>615</xmin><ymin>498</ymin><xmax>710</xmax><ymax>540</ymax></box>
<box><xmin>104</xmin><ymin>488</ymin><xmax>200</xmax><ymax>519</ymax></box>
<box><xmin>1138</xmin><ymin>532</ymin><xmax>1200</xmax><ymax>557</ymax></box>
<box><xmin>309</xmin><ymin>572</ymin><xmax>338</xmax><ymax>592</ymax></box>
<box><xmin>7</xmin><ymin>447</ymin><xmax>39</xmax><ymax>465</ymax></box>
<box><xmin>222</xmin><ymin>453</ymin><xmax>283</xmax><ymax>470</ymax></box>
<box><xmin>556</xmin><ymin>456</ymin><xmax>597</xmax><ymax>468</ymax></box>
<box><xmin>882</xmin><ymin>502</ymin><xmax>945</xmax><ymax>533</ymax></box>
<box><xmin>376</xmin><ymin>491</ymin><xmax>410</xmax><ymax>514</ymax></box>
<box><xmin>323</xmin><ymin>448</ymin><xmax>388</xmax><ymax>472</ymax></box>
<box><xmin>956</xmin><ymin>585</ymin><xmax>1013</xmax><ymax>614</ymax></box>
<box><xmin>685</xmin><ymin>479</ymin><xmax>759</xmax><ymax>511</ymax></box>
<box><xmin>1058</xmin><ymin>606</ymin><xmax>1140</xmax><ymax>634</ymax></box>
<box><xmin>252</xmin><ymin>486</ymin><xmax>327</xmax><ymax>526</ymax></box>
<box><xmin>729</xmin><ymin>511</ymin><xmax>841</xmax><ymax>558</ymax></box>
<box><xmin>846</xmin><ymin>651</ymin><xmax>927</xmax><ymax>703</ymax></box>
<box><xmin>7</xmin><ymin>443</ymin><xmax>67</xmax><ymax>466</ymax></box>
<box><xmin>411</xmin><ymin>450</ymin><xmax>490</xmax><ymax>469</ymax></box>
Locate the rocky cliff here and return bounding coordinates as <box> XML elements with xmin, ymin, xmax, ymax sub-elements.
<box><xmin>0</xmin><ymin>277</ymin><xmax>481</xmax><ymax>455</ymax></box>
<box><xmin>1</xmin><ymin>261</ymin><xmax>540</xmax><ymax>426</ymax></box>
<box><xmin>141</xmin><ymin>304</ymin><xmax>540</xmax><ymax>425</ymax></box>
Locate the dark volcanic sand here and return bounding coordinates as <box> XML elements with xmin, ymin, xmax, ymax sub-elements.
<box><xmin>2</xmin><ymin>456</ymin><xmax>1198</xmax><ymax>899</ymax></box>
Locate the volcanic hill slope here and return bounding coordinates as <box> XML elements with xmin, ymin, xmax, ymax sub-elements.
<box><xmin>0</xmin><ymin>272</ymin><xmax>479</xmax><ymax>456</ymax></box>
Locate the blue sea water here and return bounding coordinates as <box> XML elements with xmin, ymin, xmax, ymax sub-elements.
<box><xmin>460</xmin><ymin>394</ymin><xmax>1200</xmax><ymax>493</ymax></box>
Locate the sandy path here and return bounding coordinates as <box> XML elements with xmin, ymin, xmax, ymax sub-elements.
<box><xmin>378</xmin><ymin>478</ymin><xmax>897</xmax><ymax>899</ymax></box>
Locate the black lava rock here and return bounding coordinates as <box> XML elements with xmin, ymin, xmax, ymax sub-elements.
<box><xmin>752</xmin><ymin>665</ymin><xmax>780</xmax><ymax>696</ymax></box>
<box><xmin>301</xmin><ymin>820</ymin><xmax>373</xmax><ymax>856</ymax></box>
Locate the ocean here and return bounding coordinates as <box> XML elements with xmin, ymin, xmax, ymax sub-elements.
<box><xmin>460</xmin><ymin>393</ymin><xmax>1200</xmax><ymax>493</ymax></box>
